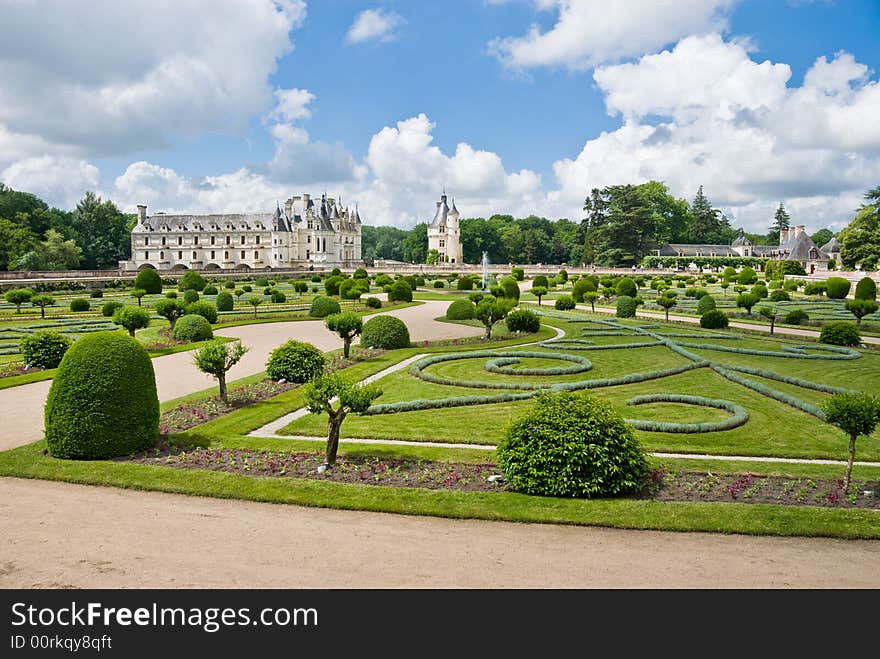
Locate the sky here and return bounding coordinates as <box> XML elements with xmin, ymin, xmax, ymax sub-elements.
<box><xmin>0</xmin><ymin>0</ymin><xmax>878</xmax><ymax>234</ymax></box>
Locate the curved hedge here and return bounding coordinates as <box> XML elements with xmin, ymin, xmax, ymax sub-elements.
<box><xmin>266</xmin><ymin>340</ymin><xmax>325</xmax><ymax>383</ymax></box>
<box><xmin>44</xmin><ymin>332</ymin><xmax>158</xmax><ymax>459</ymax></box>
<box><xmin>361</xmin><ymin>315</ymin><xmax>410</xmax><ymax>349</ymax></box>
<box><xmin>309</xmin><ymin>296</ymin><xmax>341</xmax><ymax>318</ymax></box>
<box><xmin>625</xmin><ymin>394</ymin><xmax>749</xmax><ymax>433</ymax></box>
<box><xmin>171</xmin><ymin>314</ymin><xmax>213</xmax><ymax>342</ymax></box>
<box><xmin>446</xmin><ymin>299</ymin><xmax>476</xmax><ymax>320</ymax></box>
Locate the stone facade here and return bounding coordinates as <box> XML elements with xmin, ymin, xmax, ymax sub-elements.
<box><xmin>122</xmin><ymin>193</ymin><xmax>362</xmax><ymax>271</ymax></box>
<box><xmin>427</xmin><ymin>192</ymin><xmax>463</xmax><ymax>264</ymax></box>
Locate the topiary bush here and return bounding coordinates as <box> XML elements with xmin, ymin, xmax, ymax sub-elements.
<box><xmin>178</xmin><ymin>270</ymin><xmax>206</xmax><ymax>292</ymax></box>
<box><xmin>825</xmin><ymin>277</ymin><xmax>851</xmax><ymax>300</ymax></box>
<box><xmin>700</xmin><ymin>309</ymin><xmax>729</xmax><ymax>329</ymax></box>
<box><xmin>338</xmin><ymin>279</ymin><xmax>362</xmax><ymax>300</ymax></box>
<box><xmin>134</xmin><ymin>268</ymin><xmax>163</xmax><ymax>294</ymax></box>
<box><xmin>324</xmin><ymin>276</ymin><xmax>344</xmax><ymax>297</ymax></box>
<box><xmin>770</xmin><ymin>290</ymin><xmax>790</xmax><ymax>302</ymax></box>
<box><xmin>554</xmin><ymin>295</ymin><xmax>575</xmax><ymax>311</ymax></box>
<box><xmin>446</xmin><ymin>299</ymin><xmax>476</xmax><ymax>320</ymax></box>
<box><xmin>500</xmin><ymin>277</ymin><xmax>520</xmax><ymax>302</ymax></box>
<box><xmin>572</xmin><ymin>278</ymin><xmax>596</xmax><ymax>302</ymax></box>
<box><xmin>202</xmin><ymin>285</ymin><xmax>218</xmax><ymax>296</ymax></box>
<box><xmin>365</xmin><ymin>297</ymin><xmax>381</xmax><ymax>309</ymax></box>
<box><xmin>215</xmin><ymin>291</ymin><xmax>234</xmax><ymax>311</ymax></box>
<box><xmin>497</xmin><ymin>392</ymin><xmax>649</xmax><ymax>497</ymax></box>
<box><xmin>388</xmin><ymin>280</ymin><xmax>413</xmax><ymax>303</ymax></box>
<box><xmin>615</xmin><ymin>277</ymin><xmax>637</xmax><ymax>298</ymax></box>
<box><xmin>696</xmin><ymin>294</ymin><xmax>716</xmax><ymax>314</ymax></box>
<box><xmin>254</xmin><ymin>277</ymin><xmax>270</xmax><ymax>287</ymax></box>
<box><xmin>44</xmin><ymin>332</ymin><xmax>158</xmax><ymax>459</ymax></box>
<box><xmin>785</xmin><ymin>309</ymin><xmax>809</xmax><ymax>325</ymax></box>
<box><xmin>20</xmin><ymin>331</ymin><xmax>72</xmax><ymax>368</ymax></box>
<box><xmin>819</xmin><ymin>321</ymin><xmax>860</xmax><ymax>347</ymax></box>
<box><xmin>69</xmin><ymin>298</ymin><xmax>90</xmax><ymax>312</ymax></box>
<box><xmin>511</xmin><ymin>267</ymin><xmax>524</xmax><ymax>281</ymax></box>
<box><xmin>361</xmin><ymin>315</ymin><xmax>410</xmax><ymax>349</ymax></box>
<box><xmin>309</xmin><ymin>296</ymin><xmax>341</xmax><ymax>318</ymax></box>
<box><xmin>171</xmin><ymin>314</ymin><xmax>214</xmax><ymax>342</ymax></box>
<box><xmin>433</xmin><ymin>280</ymin><xmax>445</xmax><ymax>288</ymax></box>
<box><xmin>185</xmin><ymin>300</ymin><xmax>218</xmax><ymax>324</ymax></box>
<box><xmin>456</xmin><ymin>276</ymin><xmax>474</xmax><ymax>291</ymax></box>
<box><xmin>855</xmin><ymin>276</ymin><xmax>877</xmax><ymax>301</ymax></box>
<box><xmin>505</xmin><ymin>309</ymin><xmax>540</xmax><ymax>333</ymax></box>
<box><xmin>270</xmin><ymin>290</ymin><xmax>287</xmax><ymax>303</ymax></box>
<box><xmin>532</xmin><ymin>275</ymin><xmax>549</xmax><ymax>289</ymax></box>
<box><xmin>183</xmin><ymin>289</ymin><xmax>199</xmax><ymax>304</ymax></box>
<box><xmin>89</xmin><ymin>290</ymin><xmax>103</xmax><ymax>298</ymax></box>
<box><xmin>737</xmin><ymin>267</ymin><xmax>758</xmax><ymax>285</ymax></box>
<box><xmin>266</xmin><ymin>340</ymin><xmax>325</xmax><ymax>383</ymax></box>
<box><xmin>224</xmin><ymin>281</ymin><xmax>236</xmax><ymax>289</ymax></box>
<box><xmin>101</xmin><ymin>300</ymin><xmax>124</xmax><ymax>317</ymax></box>
<box><xmin>616</xmin><ymin>295</ymin><xmax>637</xmax><ymax>318</ymax></box>
<box><xmin>751</xmin><ymin>284</ymin><xmax>768</xmax><ymax>299</ymax></box>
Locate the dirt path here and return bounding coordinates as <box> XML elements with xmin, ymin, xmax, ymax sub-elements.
<box><xmin>0</xmin><ymin>301</ymin><xmax>480</xmax><ymax>451</ymax></box>
<box><xmin>0</xmin><ymin>478</ymin><xmax>876</xmax><ymax>588</ymax></box>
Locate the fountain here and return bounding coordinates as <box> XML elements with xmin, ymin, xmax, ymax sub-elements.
<box><xmin>481</xmin><ymin>251</ymin><xmax>490</xmax><ymax>292</ymax></box>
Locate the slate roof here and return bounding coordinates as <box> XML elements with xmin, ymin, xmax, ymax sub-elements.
<box><xmin>430</xmin><ymin>193</ymin><xmax>450</xmax><ymax>229</ymax></box>
<box><xmin>821</xmin><ymin>237</ymin><xmax>841</xmax><ymax>253</ymax></box>
<box><xmin>134</xmin><ymin>212</ymin><xmax>274</xmax><ymax>232</ymax></box>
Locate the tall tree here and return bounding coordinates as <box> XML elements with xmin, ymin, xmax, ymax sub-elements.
<box><xmin>838</xmin><ymin>187</ymin><xmax>880</xmax><ymax>270</ymax></box>
<box><xmin>811</xmin><ymin>228</ymin><xmax>834</xmax><ymax>248</ymax></box>
<box><xmin>401</xmin><ymin>222</ymin><xmax>428</xmax><ymax>263</ymax></box>
<box><xmin>68</xmin><ymin>192</ymin><xmax>133</xmax><ymax>269</ymax></box>
<box><xmin>580</xmin><ymin>185</ymin><xmax>657</xmax><ymax>266</ymax></box>
<box><xmin>768</xmin><ymin>201</ymin><xmax>791</xmax><ymax>244</ymax></box>
<box><xmin>684</xmin><ymin>186</ymin><xmax>734</xmax><ymax>244</ymax></box>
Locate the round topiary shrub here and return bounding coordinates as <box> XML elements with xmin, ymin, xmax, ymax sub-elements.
<box><xmin>616</xmin><ymin>295</ymin><xmax>637</xmax><ymax>318</ymax></box>
<box><xmin>511</xmin><ymin>267</ymin><xmax>524</xmax><ymax>281</ymax></box>
<box><xmin>498</xmin><ymin>392</ymin><xmax>649</xmax><ymax>497</ymax></box>
<box><xmin>134</xmin><ymin>268</ymin><xmax>163</xmax><ymax>294</ymax></box>
<box><xmin>500</xmin><ymin>276</ymin><xmax>520</xmax><ymax>302</ymax></box>
<box><xmin>224</xmin><ymin>281</ymin><xmax>236</xmax><ymax>289</ymax></box>
<box><xmin>365</xmin><ymin>297</ymin><xmax>381</xmax><ymax>309</ymax></box>
<box><xmin>505</xmin><ymin>309</ymin><xmax>540</xmax><ymax>333</ymax></box>
<box><xmin>101</xmin><ymin>300</ymin><xmax>123</xmax><ymax>317</ymax></box>
<box><xmin>615</xmin><ymin>277</ymin><xmax>637</xmax><ymax>298</ymax></box>
<box><xmin>20</xmin><ymin>331</ymin><xmax>72</xmax><ymax>368</ymax></box>
<box><xmin>178</xmin><ymin>270</ymin><xmax>206</xmax><ymax>292</ymax></box>
<box><xmin>696</xmin><ymin>294</ymin><xmax>716</xmax><ymax>314</ymax></box>
<box><xmin>555</xmin><ymin>295</ymin><xmax>575</xmax><ymax>311</ymax></box>
<box><xmin>309</xmin><ymin>296</ymin><xmax>341</xmax><ymax>318</ymax></box>
<box><xmin>254</xmin><ymin>277</ymin><xmax>270</xmax><ymax>287</ymax></box>
<box><xmin>202</xmin><ymin>285</ymin><xmax>218</xmax><ymax>296</ymax></box>
<box><xmin>532</xmin><ymin>275</ymin><xmax>549</xmax><ymax>289</ymax></box>
<box><xmin>855</xmin><ymin>276</ymin><xmax>877</xmax><ymax>301</ymax></box>
<box><xmin>216</xmin><ymin>291</ymin><xmax>234</xmax><ymax>311</ymax></box>
<box><xmin>338</xmin><ymin>279</ymin><xmax>361</xmax><ymax>300</ymax></box>
<box><xmin>44</xmin><ymin>332</ymin><xmax>158</xmax><ymax>459</ymax></box>
<box><xmin>361</xmin><ymin>315</ymin><xmax>410</xmax><ymax>349</ymax></box>
<box><xmin>69</xmin><ymin>298</ymin><xmax>90</xmax><ymax>312</ymax></box>
<box><xmin>825</xmin><ymin>277</ymin><xmax>851</xmax><ymax>300</ymax></box>
<box><xmin>242</xmin><ymin>285</ymin><xmax>252</xmax><ymax>293</ymax></box>
<box><xmin>185</xmin><ymin>300</ymin><xmax>218</xmax><ymax>324</ymax></box>
<box><xmin>785</xmin><ymin>309</ymin><xmax>809</xmax><ymax>325</ymax></box>
<box><xmin>819</xmin><ymin>321</ymin><xmax>860</xmax><ymax>346</ymax></box>
<box><xmin>183</xmin><ymin>289</ymin><xmax>199</xmax><ymax>304</ymax></box>
<box><xmin>751</xmin><ymin>284</ymin><xmax>768</xmax><ymax>299</ymax></box>
<box><xmin>266</xmin><ymin>340</ymin><xmax>325</xmax><ymax>383</ymax></box>
<box><xmin>700</xmin><ymin>309</ymin><xmax>729</xmax><ymax>329</ymax></box>
<box><xmin>270</xmin><ymin>290</ymin><xmax>287</xmax><ymax>303</ymax></box>
<box><xmin>324</xmin><ymin>276</ymin><xmax>344</xmax><ymax>297</ymax></box>
<box><xmin>388</xmin><ymin>280</ymin><xmax>413</xmax><ymax>303</ymax></box>
<box><xmin>171</xmin><ymin>314</ymin><xmax>214</xmax><ymax>342</ymax></box>
<box><xmin>89</xmin><ymin>290</ymin><xmax>103</xmax><ymax>298</ymax></box>
<box><xmin>446</xmin><ymin>299</ymin><xmax>476</xmax><ymax>320</ymax></box>
<box><xmin>737</xmin><ymin>267</ymin><xmax>758</xmax><ymax>285</ymax></box>
<box><xmin>433</xmin><ymin>280</ymin><xmax>445</xmax><ymax>289</ymax></box>
<box><xmin>456</xmin><ymin>276</ymin><xmax>474</xmax><ymax>291</ymax></box>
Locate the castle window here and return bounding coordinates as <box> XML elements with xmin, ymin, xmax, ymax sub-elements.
<box><xmin>255</xmin><ymin>235</ymin><xmax>260</xmax><ymax>245</ymax></box>
<box><xmin>144</xmin><ymin>237</ymin><xmax>149</xmax><ymax>246</ymax></box>
<box><xmin>240</xmin><ymin>236</ymin><xmax>245</xmax><ymax>245</ymax></box>
<box><xmin>178</xmin><ymin>251</ymin><xmax>182</xmax><ymax>259</ymax></box>
<box><xmin>226</xmin><ymin>236</ymin><xmax>230</xmax><ymax>245</ymax></box>
<box><xmin>192</xmin><ymin>251</ymin><xmax>196</xmax><ymax>260</ymax></box>
<box><xmin>254</xmin><ymin>251</ymin><xmax>258</xmax><ymax>259</ymax></box>
<box><xmin>193</xmin><ymin>236</ymin><xmax>199</xmax><ymax>245</ymax></box>
<box><xmin>210</xmin><ymin>236</ymin><xmax>215</xmax><ymax>245</ymax></box>
<box><xmin>224</xmin><ymin>251</ymin><xmax>228</xmax><ymax>260</ymax></box>
<box><xmin>439</xmin><ymin>240</ymin><xmax>445</xmax><ymax>248</ymax></box>
<box><xmin>160</xmin><ymin>251</ymin><xmax>164</xmax><ymax>259</ymax></box>
<box><xmin>144</xmin><ymin>252</ymin><xmax>149</xmax><ymax>260</ymax></box>
<box><xmin>211</xmin><ymin>251</ymin><xmax>215</xmax><ymax>260</ymax></box>
<box><xmin>161</xmin><ymin>237</ymin><xmax>166</xmax><ymax>246</ymax></box>
<box><xmin>241</xmin><ymin>250</ymin><xmax>245</xmax><ymax>259</ymax></box>
<box><xmin>178</xmin><ymin>236</ymin><xmax>182</xmax><ymax>245</ymax></box>
<box><xmin>307</xmin><ymin>235</ymin><xmax>311</xmax><ymax>243</ymax></box>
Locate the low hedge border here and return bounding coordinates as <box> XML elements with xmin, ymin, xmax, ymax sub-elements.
<box><xmin>712</xmin><ymin>365</ymin><xmax>826</xmax><ymax>420</ymax></box>
<box><xmin>678</xmin><ymin>341</ymin><xmax>861</xmax><ymax>360</ymax></box>
<box><xmin>624</xmin><ymin>394</ymin><xmax>749</xmax><ymax>434</ymax></box>
<box><xmin>722</xmin><ymin>364</ymin><xmax>854</xmax><ymax>395</ymax></box>
<box><xmin>484</xmin><ymin>353</ymin><xmax>593</xmax><ymax>376</ymax></box>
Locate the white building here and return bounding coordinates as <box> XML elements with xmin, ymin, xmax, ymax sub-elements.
<box><xmin>427</xmin><ymin>191</ymin><xmax>463</xmax><ymax>264</ymax></box>
<box><xmin>122</xmin><ymin>193</ymin><xmax>362</xmax><ymax>271</ymax></box>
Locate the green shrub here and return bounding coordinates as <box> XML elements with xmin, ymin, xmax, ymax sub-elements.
<box><xmin>446</xmin><ymin>299</ymin><xmax>476</xmax><ymax>320</ymax></box>
<box><xmin>242</xmin><ymin>285</ymin><xmax>253</xmax><ymax>292</ymax></box>
<box><xmin>89</xmin><ymin>290</ymin><xmax>103</xmax><ymax>298</ymax></box>
<box><xmin>572</xmin><ymin>278</ymin><xmax>596</xmax><ymax>302</ymax></box>
<box><xmin>770</xmin><ymin>290</ymin><xmax>790</xmax><ymax>302</ymax></box>
<box><xmin>497</xmin><ymin>392</ymin><xmax>649</xmax><ymax>497</ymax></box>
<box><xmin>178</xmin><ymin>270</ymin><xmax>206</xmax><ymax>292</ymax></box>
<box><xmin>785</xmin><ymin>309</ymin><xmax>809</xmax><ymax>325</ymax></box>
<box><xmin>736</xmin><ymin>292</ymin><xmax>760</xmax><ymax>314</ymax></box>
<box><xmin>20</xmin><ymin>331</ymin><xmax>72</xmax><ymax>368</ymax></box>
<box><xmin>202</xmin><ymin>285</ymin><xmax>218</xmax><ymax>296</ymax></box>
<box><xmin>557</xmin><ymin>269</ymin><xmax>568</xmax><ymax>283</ymax></box>
<box><xmin>338</xmin><ymin>279</ymin><xmax>361</xmax><ymax>300</ymax></box>
<box><xmin>855</xmin><ymin>276</ymin><xmax>877</xmax><ymax>301</ymax></box>
<box><xmin>819</xmin><ymin>321</ymin><xmax>860</xmax><ymax>347</ymax></box>
<box><xmin>353</xmin><ymin>268</ymin><xmax>368</xmax><ymax>279</ymax></box>
<box><xmin>324</xmin><ymin>276</ymin><xmax>344</xmax><ymax>297</ymax></box>
<box><xmin>554</xmin><ymin>295</ymin><xmax>575</xmax><ymax>310</ymax></box>
<box><xmin>737</xmin><ymin>267</ymin><xmax>758</xmax><ymax>285</ymax></box>
<box><xmin>270</xmin><ymin>290</ymin><xmax>287</xmax><ymax>303</ymax></box>
<box><xmin>134</xmin><ymin>268</ymin><xmax>163</xmax><ymax>294</ymax></box>
<box><xmin>255</xmin><ymin>277</ymin><xmax>270</xmax><ymax>287</ymax></box>
<box><xmin>375</xmin><ymin>274</ymin><xmax>392</xmax><ymax>287</ymax></box>
<box><xmin>783</xmin><ymin>280</ymin><xmax>800</xmax><ymax>292</ymax></box>
<box><xmin>500</xmin><ymin>276</ymin><xmax>520</xmax><ymax>302</ymax></box>
<box><xmin>699</xmin><ymin>309</ymin><xmax>729</xmax><ymax>329</ymax></box>
<box><xmin>171</xmin><ymin>314</ymin><xmax>214</xmax><ymax>342</ymax></box>
<box><xmin>263</xmin><ymin>287</ymin><xmax>272</xmax><ymax>296</ymax></box>
<box><xmin>615</xmin><ymin>277</ymin><xmax>637</xmax><ymax>297</ymax></box>
<box><xmin>365</xmin><ymin>297</ymin><xmax>381</xmax><ymax>309</ymax></box>
<box><xmin>69</xmin><ymin>298</ymin><xmax>90</xmax><ymax>312</ymax></box>
<box><xmin>532</xmin><ymin>275</ymin><xmax>549</xmax><ymax>288</ymax></box>
<box><xmin>183</xmin><ymin>289</ymin><xmax>199</xmax><ymax>304</ymax></box>
<box><xmin>388</xmin><ymin>280</ymin><xmax>413</xmax><ymax>303</ymax></box>
<box><xmin>44</xmin><ymin>332</ymin><xmax>158</xmax><ymax>459</ymax></box>
<box><xmin>456</xmin><ymin>276</ymin><xmax>474</xmax><ymax>291</ymax></box>
<box><xmin>185</xmin><ymin>300</ymin><xmax>218</xmax><ymax>324</ymax></box>
<box><xmin>112</xmin><ymin>306</ymin><xmax>151</xmax><ymax>336</ymax></box>
<box><xmin>433</xmin><ymin>280</ymin><xmax>445</xmax><ymax>288</ymax></box>
<box><xmin>511</xmin><ymin>267</ymin><xmax>524</xmax><ymax>281</ymax></box>
<box><xmin>165</xmin><ymin>291</ymin><xmax>178</xmax><ymax>298</ymax></box>
<box><xmin>361</xmin><ymin>315</ymin><xmax>410</xmax><ymax>349</ymax></box>
<box><xmin>751</xmin><ymin>284</ymin><xmax>768</xmax><ymax>299</ymax></box>
<box><xmin>696</xmin><ymin>294</ymin><xmax>716</xmax><ymax>314</ymax></box>
<box><xmin>684</xmin><ymin>287</ymin><xmax>708</xmax><ymax>299</ymax></box>
<box><xmin>266</xmin><ymin>340</ymin><xmax>325</xmax><ymax>383</ymax></box>
<box><xmin>468</xmin><ymin>292</ymin><xmax>485</xmax><ymax>304</ymax></box>
<box><xmin>804</xmin><ymin>282</ymin><xmax>826</xmax><ymax>296</ymax></box>
<box><xmin>616</xmin><ymin>295</ymin><xmax>637</xmax><ymax>318</ymax></box>
<box><xmin>216</xmin><ymin>291</ymin><xmax>234</xmax><ymax>311</ymax></box>
<box><xmin>505</xmin><ymin>309</ymin><xmax>540</xmax><ymax>333</ymax></box>
<box><xmin>101</xmin><ymin>300</ymin><xmax>124</xmax><ymax>317</ymax></box>
<box><xmin>309</xmin><ymin>296</ymin><xmax>341</xmax><ymax>318</ymax></box>
<box><xmin>825</xmin><ymin>277</ymin><xmax>851</xmax><ymax>299</ymax></box>
<box><xmin>224</xmin><ymin>281</ymin><xmax>236</xmax><ymax>289</ymax></box>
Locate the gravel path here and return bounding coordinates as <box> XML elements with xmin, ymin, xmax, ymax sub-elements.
<box><xmin>1</xmin><ymin>478</ymin><xmax>877</xmax><ymax>588</ymax></box>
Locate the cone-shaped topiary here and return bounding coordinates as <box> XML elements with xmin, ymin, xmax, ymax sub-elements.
<box><xmin>45</xmin><ymin>332</ymin><xmax>158</xmax><ymax>459</ymax></box>
<box><xmin>361</xmin><ymin>315</ymin><xmax>410</xmax><ymax>349</ymax></box>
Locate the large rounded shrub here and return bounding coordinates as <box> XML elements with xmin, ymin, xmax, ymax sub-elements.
<box><xmin>324</xmin><ymin>276</ymin><xmax>344</xmax><ymax>297</ymax></box>
<box><xmin>785</xmin><ymin>309</ymin><xmax>809</xmax><ymax>325</ymax></box>
<box><xmin>361</xmin><ymin>315</ymin><xmax>410</xmax><ymax>349</ymax></box>
<box><xmin>101</xmin><ymin>300</ymin><xmax>124</xmax><ymax>317</ymax></box>
<box><xmin>266</xmin><ymin>340</ymin><xmax>325</xmax><ymax>383</ymax></box>
<box><xmin>825</xmin><ymin>277</ymin><xmax>851</xmax><ymax>300</ymax></box>
<box><xmin>339</xmin><ymin>279</ymin><xmax>362</xmax><ymax>300</ymax></box>
<box><xmin>134</xmin><ymin>268</ymin><xmax>163</xmax><ymax>295</ymax></box>
<box><xmin>511</xmin><ymin>267</ymin><xmax>524</xmax><ymax>281</ymax></box>
<box><xmin>178</xmin><ymin>270</ymin><xmax>206</xmax><ymax>292</ymax></box>
<box><xmin>855</xmin><ymin>276</ymin><xmax>877</xmax><ymax>301</ymax></box>
<box><xmin>499</xmin><ymin>276</ymin><xmax>520</xmax><ymax>302</ymax></box>
<box><xmin>20</xmin><ymin>331</ymin><xmax>72</xmax><ymax>368</ymax></box>
<box><xmin>69</xmin><ymin>298</ymin><xmax>90</xmax><ymax>312</ymax></box>
<box><xmin>185</xmin><ymin>300</ymin><xmax>218</xmax><ymax>324</ymax></box>
<box><xmin>696</xmin><ymin>294</ymin><xmax>716</xmax><ymax>314</ymax></box>
<box><xmin>183</xmin><ymin>289</ymin><xmax>200</xmax><ymax>304</ymax></box>
<box><xmin>615</xmin><ymin>276</ymin><xmax>637</xmax><ymax>298</ymax></box>
<box><xmin>456</xmin><ymin>276</ymin><xmax>474</xmax><ymax>291</ymax></box>
<box><xmin>309</xmin><ymin>296</ymin><xmax>341</xmax><ymax>318</ymax></box>
<box><xmin>770</xmin><ymin>289</ymin><xmax>790</xmax><ymax>302</ymax></box>
<box><xmin>215</xmin><ymin>291</ymin><xmax>234</xmax><ymax>311</ymax></box>
<box><xmin>498</xmin><ymin>392</ymin><xmax>649</xmax><ymax>497</ymax></box>
<box><xmin>819</xmin><ymin>321</ymin><xmax>860</xmax><ymax>346</ymax></box>
<box><xmin>388</xmin><ymin>280</ymin><xmax>413</xmax><ymax>303</ymax></box>
<box><xmin>171</xmin><ymin>314</ymin><xmax>213</xmax><ymax>342</ymax></box>
<box><xmin>44</xmin><ymin>332</ymin><xmax>158</xmax><ymax>459</ymax></box>
<box><xmin>446</xmin><ymin>299</ymin><xmax>476</xmax><ymax>320</ymax></box>
<box><xmin>700</xmin><ymin>309</ymin><xmax>729</xmax><ymax>329</ymax></box>
<box><xmin>365</xmin><ymin>297</ymin><xmax>382</xmax><ymax>309</ymax></box>
<box><xmin>505</xmin><ymin>309</ymin><xmax>540</xmax><ymax>333</ymax></box>
<box><xmin>90</xmin><ymin>290</ymin><xmax>103</xmax><ymax>298</ymax></box>
<box><xmin>202</xmin><ymin>285</ymin><xmax>218</xmax><ymax>296</ymax></box>
<box><xmin>554</xmin><ymin>295</ymin><xmax>575</xmax><ymax>310</ymax></box>
<box><xmin>737</xmin><ymin>267</ymin><xmax>758</xmax><ymax>285</ymax></box>
<box><xmin>532</xmin><ymin>275</ymin><xmax>549</xmax><ymax>289</ymax></box>
<box><xmin>572</xmin><ymin>278</ymin><xmax>596</xmax><ymax>302</ymax></box>
<box><xmin>616</xmin><ymin>295</ymin><xmax>637</xmax><ymax>318</ymax></box>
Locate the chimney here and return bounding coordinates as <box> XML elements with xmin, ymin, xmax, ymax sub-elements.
<box><xmin>436</xmin><ymin>201</ymin><xmax>441</xmax><ymax>209</ymax></box>
<box><xmin>284</xmin><ymin>197</ymin><xmax>294</xmax><ymax>218</ymax></box>
<box><xmin>794</xmin><ymin>224</ymin><xmax>805</xmax><ymax>236</ymax></box>
<box><xmin>137</xmin><ymin>204</ymin><xmax>147</xmax><ymax>224</ymax></box>
<box><xmin>779</xmin><ymin>227</ymin><xmax>789</xmax><ymax>246</ymax></box>
<box><xmin>303</xmin><ymin>193</ymin><xmax>310</xmax><ymax>205</ymax></box>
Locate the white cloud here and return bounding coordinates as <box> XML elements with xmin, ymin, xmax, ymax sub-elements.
<box><xmin>1</xmin><ymin>156</ymin><xmax>100</xmax><ymax>209</ymax></box>
<box><xmin>269</xmin><ymin>88</ymin><xmax>315</xmax><ymax>123</ymax></box>
<box><xmin>488</xmin><ymin>0</ymin><xmax>737</xmax><ymax>70</ymax></box>
<box><xmin>346</xmin><ymin>8</ymin><xmax>404</xmax><ymax>44</ymax></box>
<box><xmin>0</xmin><ymin>0</ymin><xmax>306</xmax><ymax>161</ymax></box>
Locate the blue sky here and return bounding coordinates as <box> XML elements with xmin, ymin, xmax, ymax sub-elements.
<box><xmin>1</xmin><ymin>0</ymin><xmax>878</xmax><ymax>233</ymax></box>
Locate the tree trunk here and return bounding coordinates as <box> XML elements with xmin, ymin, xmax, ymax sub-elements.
<box><xmin>326</xmin><ymin>411</ymin><xmax>346</xmax><ymax>465</ymax></box>
<box><xmin>484</xmin><ymin>323</ymin><xmax>492</xmax><ymax>339</ymax></box>
<box><xmin>15</xmin><ymin>304</ymin><xmax>21</xmax><ymax>313</ymax></box>
<box><xmin>218</xmin><ymin>374</ymin><xmax>228</xmax><ymax>406</ymax></box>
<box><xmin>253</xmin><ymin>306</ymin><xmax>257</xmax><ymax>319</ymax></box>
<box><xmin>343</xmin><ymin>337</ymin><xmax>351</xmax><ymax>358</ymax></box>
<box><xmin>665</xmin><ymin>309</ymin><xmax>669</xmax><ymax>322</ymax></box>
<box><xmin>537</xmin><ymin>298</ymin><xmax>541</xmax><ymax>306</ymax></box>
<box><xmin>844</xmin><ymin>434</ymin><xmax>857</xmax><ymax>491</ymax></box>
<box><xmin>128</xmin><ymin>328</ymin><xmax>135</xmax><ymax>337</ymax></box>
<box><xmin>770</xmin><ymin>318</ymin><xmax>775</xmax><ymax>335</ymax></box>
<box><xmin>137</xmin><ymin>298</ymin><xmax>142</xmax><ymax>306</ymax></box>
<box><xmin>40</xmin><ymin>306</ymin><xmax>46</xmax><ymax>319</ymax></box>
<box><xmin>590</xmin><ymin>301</ymin><xmax>595</xmax><ymax>312</ymax></box>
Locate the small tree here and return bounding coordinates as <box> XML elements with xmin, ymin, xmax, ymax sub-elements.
<box><xmin>192</xmin><ymin>341</ymin><xmax>248</xmax><ymax>405</ymax></box>
<box><xmin>113</xmin><ymin>306</ymin><xmax>151</xmax><ymax>337</ymax></box>
<box><xmin>584</xmin><ymin>291</ymin><xmax>599</xmax><ymax>312</ymax></box>
<box><xmin>736</xmin><ymin>292</ymin><xmax>760</xmax><ymax>315</ymax></box>
<box><xmin>720</xmin><ymin>281</ymin><xmax>729</xmax><ymax>297</ymax></box>
<box><xmin>845</xmin><ymin>299</ymin><xmax>878</xmax><ymax>325</ymax></box>
<box><xmin>247</xmin><ymin>295</ymin><xmax>262</xmax><ymax>319</ymax></box>
<box><xmin>822</xmin><ymin>392</ymin><xmax>880</xmax><ymax>491</ymax></box>
<box><xmin>30</xmin><ymin>294</ymin><xmax>54</xmax><ymax>318</ymax></box>
<box><xmin>531</xmin><ymin>286</ymin><xmax>547</xmax><ymax>306</ymax></box>
<box><xmin>325</xmin><ymin>312</ymin><xmax>363</xmax><ymax>358</ymax></box>
<box><xmin>757</xmin><ymin>306</ymin><xmax>777</xmax><ymax>334</ymax></box>
<box><xmin>131</xmin><ymin>288</ymin><xmax>146</xmax><ymax>306</ymax></box>
<box><xmin>4</xmin><ymin>288</ymin><xmax>33</xmax><ymax>313</ymax></box>
<box><xmin>475</xmin><ymin>299</ymin><xmax>514</xmax><ymax>339</ymax></box>
<box><xmin>305</xmin><ymin>373</ymin><xmax>382</xmax><ymax>466</ymax></box>
<box><xmin>154</xmin><ymin>298</ymin><xmax>188</xmax><ymax>330</ymax></box>
<box><xmin>656</xmin><ymin>294</ymin><xmax>676</xmax><ymax>322</ymax></box>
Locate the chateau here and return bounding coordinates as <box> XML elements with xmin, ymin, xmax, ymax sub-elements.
<box><xmin>427</xmin><ymin>191</ymin><xmax>463</xmax><ymax>264</ymax></box>
<box><xmin>122</xmin><ymin>193</ymin><xmax>362</xmax><ymax>271</ymax></box>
